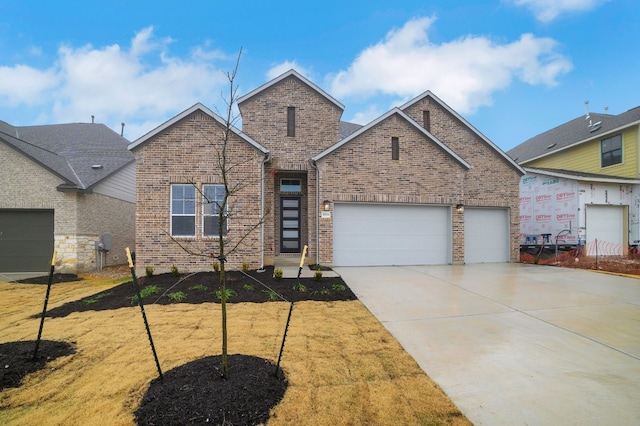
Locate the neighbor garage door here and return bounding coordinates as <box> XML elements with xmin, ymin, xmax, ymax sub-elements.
<box><xmin>464</xmin><ymin>208</ymin><xmax>510</xmax><ymax>263</ymax></box>
<box><xmin>0</xmin><ymin>209</ymin><xmax>54</xmax><ymax>272</ymax></box>
<box><xmin>333</xmin><ymin>203</ymin><xmax>450</xmax><ymax>266</ymax></box>
<box><xmin>586</xmin><ymin>205</ymin><xmax>624</xmax><ymax>255</ymax></box>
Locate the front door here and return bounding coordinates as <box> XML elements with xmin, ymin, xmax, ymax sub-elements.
<box><xmin>280</xmin><ymin>197</ymin><xmax>301</xmax><ymax>253</ymax></box>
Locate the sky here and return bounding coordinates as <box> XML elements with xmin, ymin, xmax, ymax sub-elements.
<box><xmin>0</xmin><ymin>0</ymin><xmax>638</xmax><ymax>152</ymax></box>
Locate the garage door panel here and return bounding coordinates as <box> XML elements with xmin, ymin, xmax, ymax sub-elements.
<box><xmin>586</xmin><ymin>205</ymin><xmax>623</xmax><ymax>256</ymax></box>
<box><xmin>334</xmin><ymin>204</ymin><xmax>450</xmax><ymax>266</ymax></box>
<box><xmin>465</xmin><ymin>208</ymin><xmax>509</xmax><ymax>263</ymax></box>
<box><xmin>0</xmin><ymin>210</ymin><xmax>54</xmax><ymax>272</ymax></box>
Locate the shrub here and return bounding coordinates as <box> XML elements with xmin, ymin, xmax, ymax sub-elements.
<box><xmin>213</xmin><ymin>261</ymin><xmax>220</xmax><ymax>272</ymax></box>
<box><xmin>145</xmin><ymin>266</ymin><xmax>154</xmax><ymax>277</ymax></box>
<box><xmin>314</xmin><ymin>270</ymin><xmax>323</xmax><ymax>281</ymax></box>
<box><xmin>262</xmin><ymin>289</ymin><xmax>278</xmax><ymax>301</ymax></box>
<box><xmin>274</xmin><ymin>268</ymin><xmax>283</xmax><ymax>280</ymax></box>
<box><xmin>189</xmin><ymin>284</ymin><xmax>208</xmax><ymax>291</ymax></box>
<box><xmin>130</xmin><ymin>285</ymin><xmax>162</xmax><ymax>303</ymax></box>
<box><xmin>170</xmin><ymin>265</ymin><xmax>179</xmax><ymax>276</ymax></box>
<box><xmin>167</xmin><ymin>291</ymin><xmax>187</xmax><ymax>302</ymax></box>
<box><xmin>242</xmin><ymin>283</ymin><xmax>254</xmax><ymax>291</ymax></box>
<box><xmin>331</xmin><ymin>283</ymin><xmax>346</xmax><ymax>292</ymax></box>
<box><xmin>293</xmin><ymin>282</ymin><xmax>307</xmax><ymax>292</ymax></box>
<box><xmin>215</xmin><ymin>288</ymin><xmax>236</xmax><ymax>300</ymax></box>
<box><xmin>241</xmin><ymin>262</ymin><xmax>250</xmax><ymax>273</ymax></box>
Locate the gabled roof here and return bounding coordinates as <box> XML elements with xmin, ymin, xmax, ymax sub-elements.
<box><xmin>237</xmin><ymin>69</ymin><xmax>345</xmax><ymax>111</ymax></box>
<box><xmin>524</xmin><ymin>167</ymin><xmax>640</xmax><ymax>184</ymax></box>
<box><xmin>508</xmin><ymin>106</ymin><xmax>640</xmax><ymax>164</ymax></box>
<box><xmin>128</xmin><ymin>103</ymin><xmax>268</xmax><ymax>154</ymax></box>
<box><xmin>401</xmin><ymin>90</ymin><xmax>525</xmax><ymax>174</ymax></box>
<box><xmin>312</xmin><ymin>107</ymin><xmax>472</xmax><ymax>169</ymax></box>
<box><xmin>0</xmin><ymin>120</ymin><xmax>134</xmax><ymax>191</ymax></box>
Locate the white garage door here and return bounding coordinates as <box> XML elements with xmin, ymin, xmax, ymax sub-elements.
<box><xmin>333</xmin><ymin>203</ymin><xmax>451</xmax><ymax>266</ymax></box>
<box><xmin>586</xmin><ymin>205</ymin><xmax>624</xmax><ymax>255</ymax></box>
<box><xmin>464</xmin><ymin>208</ymin><xmax>510</xmax><ymax>263</ymax></box>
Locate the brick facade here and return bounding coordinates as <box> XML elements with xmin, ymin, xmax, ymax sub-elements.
<box><xmin>132</xmin><ymin>111</ymin><xmax>266</xmax><ymax>273</ymax></box>
<box><xmin>132</xmin><ymin>70</ymin><xmax>522</xmax><ymax>271</ymax></box>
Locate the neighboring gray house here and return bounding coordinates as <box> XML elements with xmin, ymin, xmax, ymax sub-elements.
<box><xmin>0</xmin><ymin>120</ymin><xmax>135</xmax><ymax>273</ymax></box>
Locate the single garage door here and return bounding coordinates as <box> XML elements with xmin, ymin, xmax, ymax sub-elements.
<box><xmin>464</xmin><ymin>208</ymin><xmax>510</xmax><ymax>263</ymax></box>
<box><xmin>586</xmin><ymin>205</ymin><xmax>624</xmax><ymax>256</ymax></box>
<box><xmin>0</xmin><ymin>209</ymin><xmax>54</xmax><ymax>272</ymax></box>
<box><xmin>333</xmin><ymin>203</ymin><xmax>450</xmax><ymax>266</ymax></box>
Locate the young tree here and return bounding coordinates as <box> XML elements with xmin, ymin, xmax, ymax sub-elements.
<box><xmin>171</xmin><ymin>49</ymin><xmax>266</xmax><ymax>379</ymax></box>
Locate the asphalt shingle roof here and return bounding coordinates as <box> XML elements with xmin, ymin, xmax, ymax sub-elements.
<box><xmin>507</xmin><ymin>106</ymin><xmax>640</xmax><ymax>164</ymax></box>
<box><xmin>0</xmin><ymin>120</ymin><xmax>134</xmax><ymax>191</ymax></box>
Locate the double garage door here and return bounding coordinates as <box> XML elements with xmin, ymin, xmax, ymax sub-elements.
<box><xmin>0</xmin><ymin>209</ymin><xmax>54</xmax><ymax>272</ymax></box>
<box><xmin>333</xmin><ymin>203</ymin><xmax>509</xmax><ymax>266</ymax></box>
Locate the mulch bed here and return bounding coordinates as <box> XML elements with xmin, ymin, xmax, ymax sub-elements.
<box><xmin>36</xmin><ymin>266</ymin><xmax>356</xmax><ymax>318</ymax></box>
<box><xmin>0</xmin><ymin>340</ymin><xmax>76</xmax><ymax>391</ymax></box>
<box><xmin>8</xmin><ymin>265</ymin><xmax>356</xmax><ymax>425</ymax></box>
<box><xmin>135</xmin><ymin>355</ymin><xmax>288</xmax><ymax>425</ymax></box>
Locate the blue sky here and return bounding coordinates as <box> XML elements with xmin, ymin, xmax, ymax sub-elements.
<box><xmin>0</xmin><ymin>0</ymin><xmax>637</xmax><ymax>151</ymax></box>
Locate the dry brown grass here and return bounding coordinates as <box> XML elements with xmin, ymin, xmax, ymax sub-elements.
<box><xmin>0</xmin><ymin>275</ymin><xmax>470</xmax><ymax>425</ymax></box>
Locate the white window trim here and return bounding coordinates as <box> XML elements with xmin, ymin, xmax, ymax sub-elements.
<box><xmin>170</xmin><ymin>184</ymin><xmax>196</xmax><ymax>237</ymax></box>
<box><xmin>202</xmin><ymin>184</ymin><xmax>228</xmax><ymax>237</ymax></box>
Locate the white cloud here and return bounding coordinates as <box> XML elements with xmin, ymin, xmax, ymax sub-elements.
<box><xmin>0</xmin><ymin>27</ymin><xmax>231</xmax><ymax>139</ymax></box>
<box><xmin>330</xmin><ymin>16</ymin><xmax>572</xmax><ymax>115</ymax></box>
<box><xmin>0</xmin><ymin>64</ymin><xmax>58</xmax><ymax>105</ymax></box>
<box><xmin>510</xmin><ymin>0</ymin><xmax>609</xmax><ymax>22</ymax></box>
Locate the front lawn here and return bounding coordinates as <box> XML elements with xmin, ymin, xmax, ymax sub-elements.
<box><xmin>0</xmin><ymin>271</ymin><xmax>470</xmax><ymax>425</ymax></box>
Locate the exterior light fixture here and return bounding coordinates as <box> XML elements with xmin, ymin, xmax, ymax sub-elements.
<box><xmin>456</xmin><ymin>203</ymin><xmax>464</xmax><ymax>213</ymax></box>
<box><xmin>323</xmin><ymin>200</ymin><xmax>331</xmax><ymax>211</ymax></box>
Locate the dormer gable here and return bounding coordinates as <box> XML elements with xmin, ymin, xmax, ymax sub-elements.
<box><xmin>238</xmin><ymin>70</ymin><xmax>344</xmax><ymax>168</ymax></box>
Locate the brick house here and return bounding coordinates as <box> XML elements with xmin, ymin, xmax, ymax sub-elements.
<box><xmin>129</xmin><ymin>70</ymin><xmax>523</xmax><ymax>272</ymax></box>
<box><xmin>0</xmin><ymin>120</ymin><xmax>135</xmax><ymax>274</ymax></box>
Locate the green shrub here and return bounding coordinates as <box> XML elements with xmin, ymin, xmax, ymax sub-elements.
<box><xmin>314</xmin><ymin>270</ymin><xmax>323</xmax><ymax>281</ymax></box>
<box><xmin>167</xmin><ymin>291</ymin><xmax>187</xmax><ymax>302</ymax></box>
<box><xmin>331</xmin><ymin>283</ymin><xmax>346</xmax><ymax>292</ymax></box>
<box><xmin>189</xmin><ymin>284</ymin><xmax>208</xmax><ymax>291</ymax></box>
<box><xmin>130</xmin><ymin>285</ymin><xmax>162</xmax><ymax>303</ymax></box>
<box><xmin>215</xmin><ymin>288</ymin><xmax>236</xmax><ymax>300</ymax></box>
<box><xmin>242</xmin><ymin>283</ymin><xmax>254</xmax><ymax>291</ymax></box>
<box><xmin>262</xmin><ymin>289</ymin><xmax>278</xmax><ymax>301</ymax></box>
<box><xmin>293</xmin><ymin>282</ymin><xmax>307</xmax><ymax>292</ymax></box>
<box><xmin>170</xmin><ymin>265</ymin><xmax>179</xmax><ymax>276</ymax></box>
<box><xmin>274</xmin><ymin>268</ymin><xmax>283</xmax><ymax>280</ymax></box>
<box><xmin>213</xmin><ymin>261</ymin><xmax>220</xmax><ymax>272</ymax></box>
<box><xmin>145</xmin><ymin>266</ymin><xmax>154</xmax><ymax>277</ymax></box>
<box><xmin>241</xmin><ymin>262</ymin><xmax>250</xmax><ymax>273</ymax></box>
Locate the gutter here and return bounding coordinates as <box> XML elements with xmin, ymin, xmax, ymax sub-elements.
<box><xmin>260</xmin><ymin>152</ymin><xmax>272</xmax><ymax>269</ymax></box>
<box><xmin>309</xmin><ymin>159</ymin><xmax>320</xmax><ymax>265</ymax></box>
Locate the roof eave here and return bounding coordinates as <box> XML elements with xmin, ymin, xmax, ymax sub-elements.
<box><xmin>401</xmin><ymin>91</ymin><xmax>525</xmax><ymax>175</ymax></box>
<box><xmin>519</xmin><ymin>119</ymin><xmax>640</xmax><ymax>165</ymax></box>
<box><xmin>312</xmin><ymin>108</ymin><xmax>472</xmax><ymax>169</ymax></box>
<box><xmin>237</xmin><ymin>69</ymin><xmax>345</xmax><ymax>111</ymax></box>
<box><xmin>128</xmin><ymin>103</ymin><xmax>269</xmax><ymax>154</ymax></box>
<box><xmin>524</xmin><ymin>167</ymin><xmax>640</xmax><ymax>184</ymax></box>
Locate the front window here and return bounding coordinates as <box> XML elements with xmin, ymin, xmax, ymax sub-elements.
<box><xmin>171</xmin><ymin>184</ymin><xmax>196</xmax><ymax>237</ymax></box>
<box><xmin>280</xmin><ymin>178</ymin><xmax>301</xmax><ymax>192</ymax></box>
<box><xmin>203</xmin><ymin>184</ymin><xmax>227</xmax><ymax>237</ymax></box>
<box><xmin>601</xmin><ymin>134</ymin><xmax>622</xmax><ymax>167</ymax></box>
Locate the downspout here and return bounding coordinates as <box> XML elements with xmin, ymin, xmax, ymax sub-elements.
<box><xmin>260</xmin><ymin>152</ymin><xmax>272</xmax><ymax>270</ymax></box>
<box><xmin>309</xmin><ymin>159</ymin><xmax>320</xmax><ymax>265</ymax></box>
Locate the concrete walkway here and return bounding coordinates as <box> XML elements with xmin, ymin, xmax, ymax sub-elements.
<box><xmin>334</xmin><ymin>263</ymin><xmax>640</xmax><ymax>426</ymax></box>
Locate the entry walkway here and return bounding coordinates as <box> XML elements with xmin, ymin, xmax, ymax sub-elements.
<box><xmin>334</xmin><ymin>263</ymin><xmax>640</xmax><ymax>425</ymax></box>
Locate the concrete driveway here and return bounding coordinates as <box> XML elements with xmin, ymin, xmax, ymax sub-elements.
<box><xmin>334</xmin><ymin>263</ymin><xmax>640</xmax><ymax>426</ymax></box>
